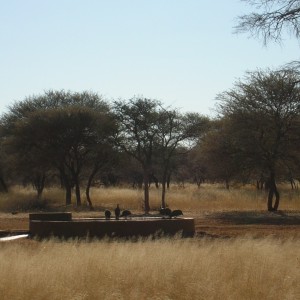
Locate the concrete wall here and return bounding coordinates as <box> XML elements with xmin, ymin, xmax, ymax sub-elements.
<box><xmin>29</xmin><ymin>216</ymin><xmax>195</xmax><ymax>238</ymax></box>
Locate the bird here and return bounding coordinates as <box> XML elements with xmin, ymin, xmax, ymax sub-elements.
<box><xmin>120</xmin><ymin>210</ymin><xmax>132</xmax><ymax>219</ymax></box>
<box><xmin>159</xmin><ymin>207</ymin><xmax>172</xmax><ymax>217</ymax></box>
<box><xmin>104</xmin><ymin>209</ymin><xmax>111</xmax><ymax>220</ymax></box>
<box><xmin>115</xmin><ymin>204</ymin><xmax>120</xmax><ymax>220</ymax></box>
<box><xmin>170</xmin><ymin>209</ymin><xmax>183</xmax><ymax>218</ymax></box>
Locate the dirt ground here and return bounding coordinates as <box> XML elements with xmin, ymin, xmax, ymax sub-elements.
<box><xmin>192</xmin><ymin>211</ymin><xmax>300</xmax><ymax>239</ymax></box>
<box><xmin>1</xmin><ymin>210</ymin><xmax>299</xmax><ymax>239</ymax></box>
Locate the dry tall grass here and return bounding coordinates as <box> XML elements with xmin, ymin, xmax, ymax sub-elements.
<box><xmin>1</xmin><ymin>185</ymin><xmax>299</xmax><ymax>299</ymax></box>
<box><xmin>0</xmin><ymin>237</ymin><xmax>299</xmax><ymax>300</ymax></box>
<box><xmin>1</xmin><ymin>183</ymin><xmax>300</xmax><ymax>212</ymax></box>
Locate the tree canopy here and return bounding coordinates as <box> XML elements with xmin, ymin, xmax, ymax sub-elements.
<box><xmin>113</xmin><ymin>97</ymin><xmax>208</xmax><ymax>211</ymax></box>
<box><xmin>0</xmin><ymin>90</ymin><xmax>115</xmax><ymax>207</ymax></box>
<box><xmin>216</xmin><ymin>68</ymin><xmax>300</xmax><ymax>210</ymax></box>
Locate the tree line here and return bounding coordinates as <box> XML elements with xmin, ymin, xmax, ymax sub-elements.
<box><xmin>2</xmin><ymin>1</ymin><xmax>300</xmax><ymax>212</ymax></box>
<box><xmin>0</xmin><ymin>90</ymin><xmax>208</xmax><ymax>211</ymax></box>
<box><xmin>1</xmin><ymin>67</ymin><xmax>300</xmax><ymax>212</ymax></box>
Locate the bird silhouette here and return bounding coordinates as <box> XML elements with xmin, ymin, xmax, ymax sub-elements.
<box><xmin>159</xmin><ymin>207</ymin><xmax>172</xmax><ymax>217</ymax></box>
<box><xmin>104</xmin><ymin>210</ymin><xmax>111</xmax><ymax>220</ymax></box>
<box><xmin>170</xmin><ymin>209</ymin><xmax>183</xmax><ymax>218</ymax></box>
<box><xmin>120</xmin><ymin>210</ymin><xmax>132</xmax><ymax>219</ymax></box>
<box><xmin>115</xmin><ymin>204</ymin><xmax>120</xmax><ymax>220</ymax></box>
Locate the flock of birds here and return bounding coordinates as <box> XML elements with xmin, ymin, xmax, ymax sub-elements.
<box><xmin>104</xmin><ymin>205</ymin><xmax>183</xmax><ymax>220</ymax></box>
<box><xmin>104</xmin><ymin>204</ymin><xmax>132</xmax><ymax>220</ymax></box>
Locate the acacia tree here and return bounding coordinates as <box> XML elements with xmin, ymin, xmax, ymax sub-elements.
<box><xmin>6</xmin><ymin>106</ymin><xmax>115</xmax><ymax>207</ymax></box>
<box><xmin>155</xmin><ymin>110</ymin><xmax>209</xmax><ymax>207</ymax></box>
<box><xmin>217</xmin><ymin>68</ymin><xmax>300</xmax><ymax>211</ymax></box>
<box><xmin>1</xmin><ymin>116</ymin><xmax>53</xmax><ymax>199</ymax></box>
<box><xmin>0</xmin><ymin>144</ymin><xmax>9</xmax><ymax>193</ymax></box>
<box><xmin>84</xmin><ymin>134</ymin><xmax>118</xmax><ymax>208</ymax></box>
<box><xmin>113</xmin><ymin>97</ymin><xmax>209</xmax><ymax>211</ymax></box>
<box><xmin>196</xmin><ymin>119</ymin><xmax>244</xmax><ymax>189</ymax></box>
<box><xmin>113</xmin><ymin>98</ymin><xmax>160</xmax><ymax>213</ymax></box>
<box><xmin>236</xmin><ymin>0</ymin><xmax>300</xmax><ymax>44</ymax></box>
<box><xmin>1</xmin><ymin>90</ymin><xmax>113</xmax><ymax>206</ymax></box>
<box><xmin>185</xmin><ymin>147</ymin><xmax>208</xmax><ymax>188</ymax></box>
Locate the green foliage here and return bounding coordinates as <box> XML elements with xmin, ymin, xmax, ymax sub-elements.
<box><xmin>212</xmin><ymin>68</ymin><xmax>300</xmax><ymax>209</ymax></box>
<box><xmin>113</xmin><ymin>97</ymin><xmax>209</xmax><ymax>209</ymax></box>
<box><xmin>216</xmin><ymin>68</ymin><xmax>300</xmax><ymax>173</ymax></box>
<box><xmin>0</xmin><ymin>90</ymin><xmax>116</xmax><ymax>206</ymax></box>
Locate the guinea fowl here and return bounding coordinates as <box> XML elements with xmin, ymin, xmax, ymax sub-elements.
<box><xmin>104</xmin><ymin>210</ymin><xmax>111</xmax><ymax>220</ymax></box>
<box><xmin>159</xmin><ymin>207</ymin><xmax>172</xmax><ymax>217</ymax></box>
<box><xmin>115</xmin><ymin>204</ymin><xmax>120</xmax><ymax>220</ymax></box>
<box><xmin>170</xmin><ymin>209</ymin><xmax>183</xmax><ymax>218</ymax></box>
<box><xmin>120</xmin><ymin>210</ymin><xmax>132</xmax><ymax>219</ymax></box>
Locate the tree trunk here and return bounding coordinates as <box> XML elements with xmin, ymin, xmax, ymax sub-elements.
<box><xmin>290</xmin><ymin>179</ymin><xmax>296</xmax><ymax>190</ymax></box>
<box><xmin>85</xmin><ymin>166</ymin><xmax>99</xmax><ymax>210</ymax></box>
<box><xmin>150</xmin><ymin>173</ymin><xmax>159</xmax><ymax>188</ymax></box>
<box><xmin>0</xmin><ymin>176</ymin><xmax>8</xmax><ymax>193</ymax></box>
<box><xmin>65</xmin><ymin>183</ymin><xmax>72</xmax><ymax>206</ymax></box>
<box><xmin>75</xmin><ymin>179</ymin><xmax>81</xmax><ymax>206</ymax></box>
<box><xmin>166</xmin><ymin>173</ymin><xmax>171</xmax><ymax>189</ymax></box>
<box><xmin>256</xmin><ymin>180</ymin><xmax>260</xmax><ymax>190</ymax></box>
<box><xmin>267</xmin><ymin>171</ymin><xmax>280</xmax><ymax>211</ymax></box>
<box><xmin>62</xmin><ymin>173</ymin><xmax>72</xmax><ymax>205</ymax></box>
<box><xmin>143</xmin><ymin>170</ymin><xmax>150</xmax><ymax>213</ymax></box>
<box><xmin>34</xmin><ymin>173</ymin><xmax>45</xmax><ymax>200</ymax></box>
<box><xmin>59</xmin><ymin>167</ymin><xmax>72</xmax><ymax>205</ymax></box>
<box><xmin>225</xmin><ymin>178</ymin><xmax>230</xmax><ymax>190</ymax></box>
<box><xmin>161</xmin><ymin>182</ymin><xmax>167</xmax><ymax>209</ymax></box>
<box><xmin>273</xmin><ymin>188</ymin><xmax>280</xmax><ymax>211</ymax></box>
<box><xmin>37</xmin><ymin>178</ymin><xmax>44</xmax><ymax>199</ymax></box>
<box><xmin>161</xmin><ymin>173</ymin><xmax>167</xmax><ymax>209</ymax></box>
<box><xmin>196</xmin><ymin>178</ymin><xmax>202</xmax><ymax>188</ymax></box>
<box><xmin>85</xmin><ymin>184</ymin><xmax>94</xmax><ymax>210</ymax></box>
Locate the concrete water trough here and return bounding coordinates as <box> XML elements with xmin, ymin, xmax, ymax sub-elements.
<box><xmin>29</xmin><ymin>212</ymin><xmax>195</xmax><ymax>238</ymax></box>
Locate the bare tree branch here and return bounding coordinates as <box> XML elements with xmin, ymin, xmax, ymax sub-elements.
<box><xmin>235</xmin><ymin>0</ymin><xmax>300</xmax><ymax>44</ymax></box>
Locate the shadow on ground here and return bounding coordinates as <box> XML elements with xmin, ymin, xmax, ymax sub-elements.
<box><xmin>209</xmin><ymin>211</ymin><xmax>300</xmax><ymax>225</ymax></box>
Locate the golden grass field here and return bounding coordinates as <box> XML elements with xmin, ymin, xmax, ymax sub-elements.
<box><xmin>0</xmin><ymin>184</ymin><xmax>299</xmax><ymax>299</ymax></box>
<box><xmin>0</xmin><ymin>237</ymin><xmax>299</xmax><ymax>300</ymax></box>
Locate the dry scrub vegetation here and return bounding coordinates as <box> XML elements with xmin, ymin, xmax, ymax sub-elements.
<box><xmin>0</xmin><ymin>237</ymin><xmax>299</xmax><ymax>300</ymax></box>
<box><xmin>1</xmin><ymin>183</ymin><xmax>300</xmax><ymax>213</ymax></box>
<box><xmin>0</xmin><ymin>184</ymin><xmax>299</xmax><ymax>299</ymax></box>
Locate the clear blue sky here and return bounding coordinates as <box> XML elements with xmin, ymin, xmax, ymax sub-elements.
<box><xmin>1</xmin><ymin>0</ymin><xmax>299</xmax><ymax>116</ymax></box>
